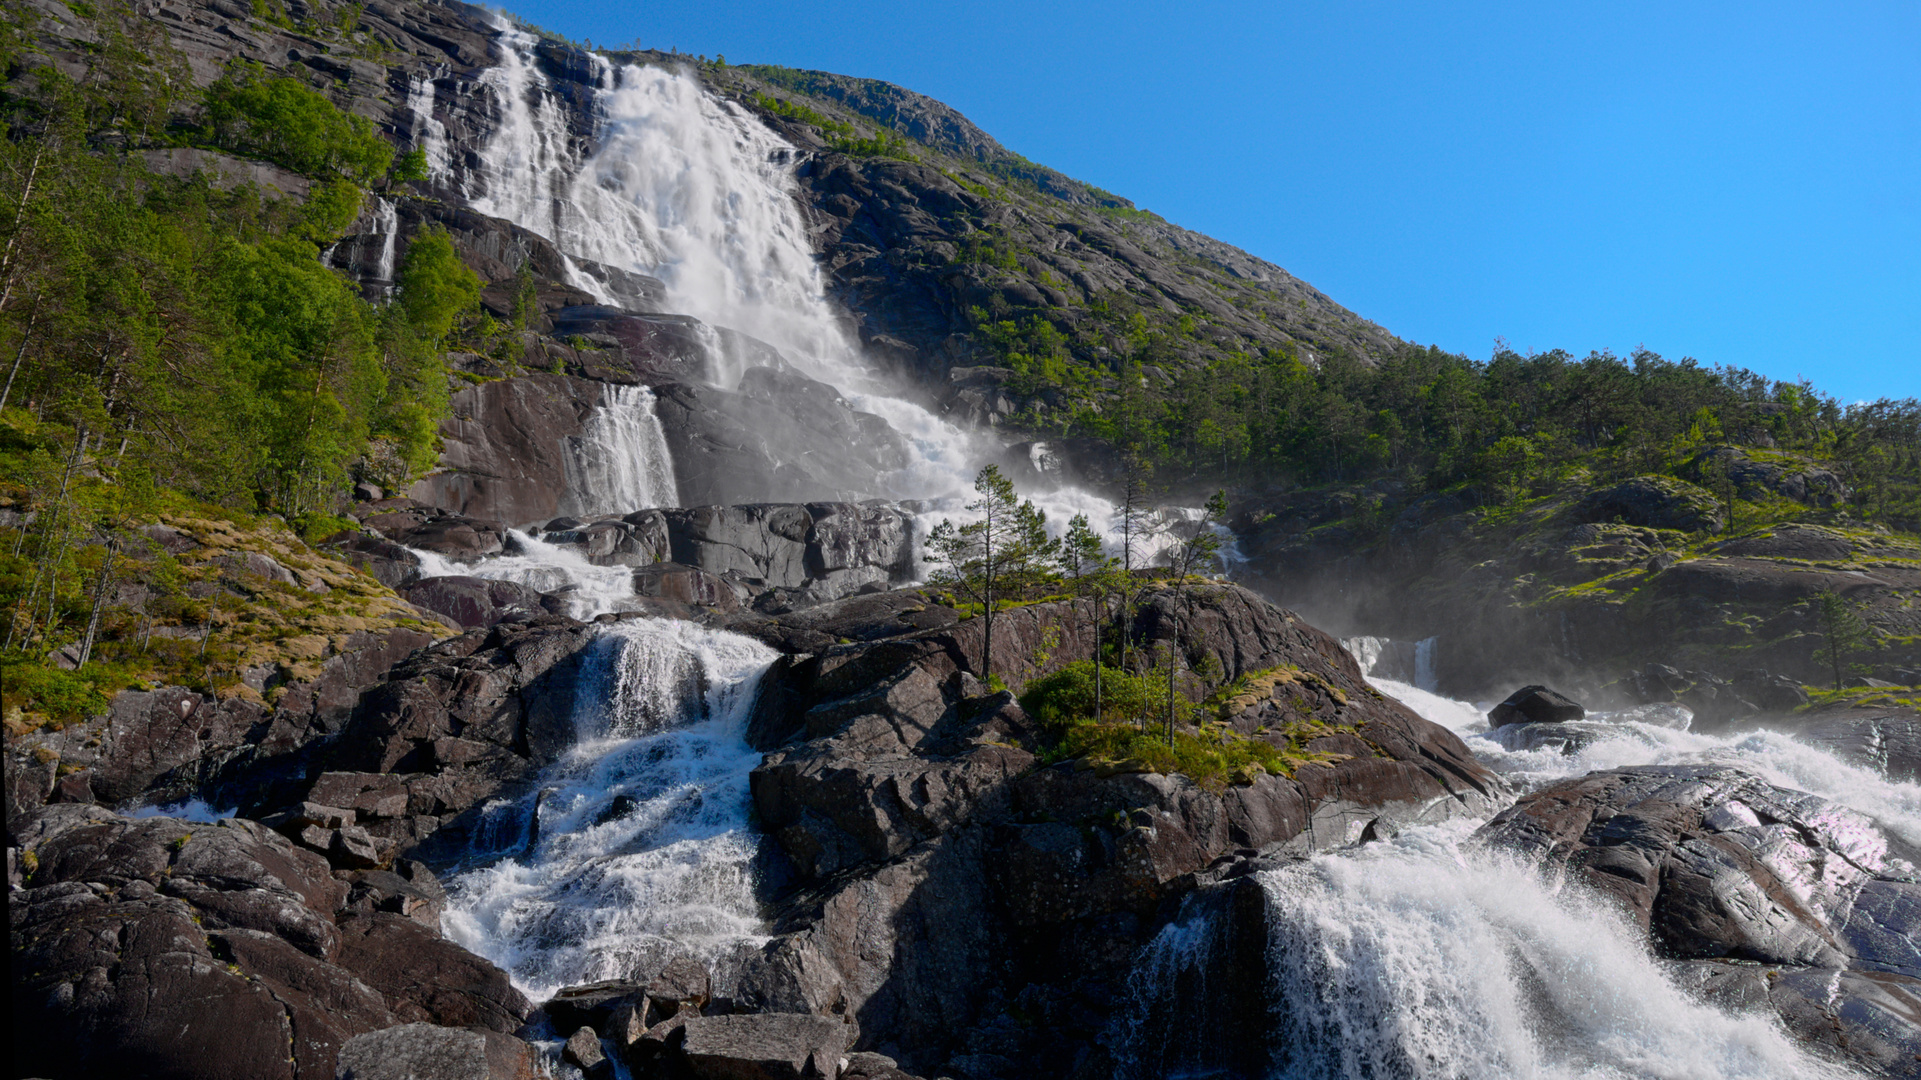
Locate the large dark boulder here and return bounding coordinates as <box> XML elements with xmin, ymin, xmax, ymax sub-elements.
<box><xmin>1477</xmin><ymin>764</ymin><xmax>1921</xmax><ymax>1076</ymax></box>
<box><xmin>730</xmin><ymin>582</ymin><xmax>1504</xmax><ymax>1074</ymax></box>
<box><xmin>1486</xmin><ymin>684</ymin><xmax>1586</xmax><ymax>727</ymax></box>
<box><xmin>334</xmin><ymin>1022</ymin><xmax>537</xmax><ymax>1080</ymax></box>
<box><xmin>400</xmin><ymin>575</ymin><xmax>546</xmax><ymax>629</ymax></box>
<box><xmin>7</xmin><ymin>807</ymin><xmax>530</xmax><ymax>1080</ymax></box>
<box><xmin>1576</xmin><ymin>475</ymin><xmax>1724</xmax><ymax>533</ymax></box>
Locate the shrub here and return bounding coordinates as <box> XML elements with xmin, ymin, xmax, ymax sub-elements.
<box><xmin>204</xmin><ymin>61</ymin><xmax>393</xmax><ymax>183</ymax></box>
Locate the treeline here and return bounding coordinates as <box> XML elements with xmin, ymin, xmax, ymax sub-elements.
<box><xmin>0</xmin><ymin>2</ymin><xmax>475</xmax><ymax>522</ymax></box>
<box><xmin>1040</xmin><ymin>318</ymin><xmax>1920</xmax><ymax>529</ymax></box>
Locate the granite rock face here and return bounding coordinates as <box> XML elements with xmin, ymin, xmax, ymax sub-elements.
<box><xmin>721</xmin><ymin>581</ymin><xmax>1503</xmax><ymax>1075</ymax></box>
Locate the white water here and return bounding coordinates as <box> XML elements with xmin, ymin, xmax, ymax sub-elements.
<box><xmin>412</xmin><ymin>530</ymin><xmax>637</xmax><ymax>619</ymax></box>
<box><xmin>405</xmin><ymin>73</ymin><xmax>451</xmax><ymax>179</ymax></box>
<box><xmin>372</xmin><ymin>196</ymin><xmax>399</xmax><ymax>291</ymax></box>
<box><xmin>442</xmin><ymin>618</ymin><xmax>777</xmax><ymax>1002</ymax></box>
<box><xmin>559</xmin><ymin>383</ymin><xmax>680</xmax><ymax>516</ymax></box>
<box><xmin>460</xmin><ymin>24</ymin><xmax>1216</xmax><ymax>563</ymax></box>
<box><xmin>1255</xmin><ymin>822</ymin><xmax>1858</xmax><ymax>1080</ymax></box>
<box><xmin>1370</xmin><ymin>675</ymin><xmax>1921</xmax><ymax>850</ymax></box>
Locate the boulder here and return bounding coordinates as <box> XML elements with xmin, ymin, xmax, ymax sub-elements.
<box><xmin>657</xmin><ymin>1013</ymin><xmax>854</xmax><ymax>1080</ymax></box>
<box><xmin>335</xmin><ymin>1023</ymin><xmax>536</xmax><ymax>1080</ymax></box>
<box><xmin>1479</xmin><ymin>764</ymin><xmax>1921</xmax><ymax>1076</ymax></box>
<box><xmin>400</xmin><ymin>576</ymin><xmax>545</xmax><ymax>629</ymax></box>
<box><xmin>10</xmin><ymin>809</ymin><xmax>420</xmax><ymax>1080</ymax></box>
<box><xmin>632</xmin><ymin>562</ymin><xmax>740</xmax><ymax>612</ymax></box>
<box><xmin>1486</xmin><ymin>685</ymin><xmax>1585</xmax><ymax>727</ymax></box>
<box><xmin>323</xmin><ymin>532</ymin><xmax>424</xmax><ymax>588</ymax></box>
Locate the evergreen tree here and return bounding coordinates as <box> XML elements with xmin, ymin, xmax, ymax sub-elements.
<box><xmin>924</xmin><ymin>465</ymin><xmax>1057</xmax><ymax>681</ymax></box>
<box><xmin>1813</xmin><ymin>590</ymin><xmax>1876</xmax><ymax>691</ymax></box>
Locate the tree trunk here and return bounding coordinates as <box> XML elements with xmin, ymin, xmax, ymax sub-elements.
<box><xmin>76</xmin><ymin>534</ymin><xmax>119</xmax><ymax>669</ymax></box>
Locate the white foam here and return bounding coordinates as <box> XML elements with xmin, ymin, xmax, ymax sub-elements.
<box><xmin>441</xmin><ymin>619</ymin><xmax>777</xmax><ymax>1002</ymax></box>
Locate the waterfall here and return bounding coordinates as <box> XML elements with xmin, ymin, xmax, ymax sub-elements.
<box><xmin>458</xmin><ymin>21</ymin><xmax>1226</xmax><ymax>561</ymax></box>
<box><xmin>406</xmin><ymin>73</ymin><xmax>451</xmax><ymax>178</ymax></box>
<box><xmin>559</xmin><ymin>383</ymin><xmax>681</xmax><ymax>517</ymax></box>
<box><xmin>441</xmin><ymin>619</ymin><xmax>777</xmax><ymax>1003</ymax></box>
<box><xmin>372</xmin><ymin>197</ymin><xmax>399</xmax><ymax>292</ymax></box>
<box><xmin>1414</xmin><ymin>635</ymin><xmax>1437</xmax><ymax>692</ymax></box>
<box><xmin>1255</xmin><ymin>823</ymin><xmax>1853</xmax><ymax>1080</ymax></box>
<box><xmin>411</xmin><ymin>530</ymin><xmax>639</xmax><ymax>619</ymax></box>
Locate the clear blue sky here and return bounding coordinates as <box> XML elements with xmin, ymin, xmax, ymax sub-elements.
<box><xmin>499</xmin><ymin>0</ymin><xmax>1919</xmax><ymax>403</ymax></box>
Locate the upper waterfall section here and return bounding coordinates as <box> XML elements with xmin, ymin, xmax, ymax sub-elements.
<box><xmin>103</xmin><ymin>0</ymin><xmax>1397</xmax><ymax>396</ymax></box>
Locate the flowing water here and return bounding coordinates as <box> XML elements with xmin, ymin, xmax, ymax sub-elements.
<box><xmin>405</xmin><ymin>25</ymin><xmax>1898</xmax><ymax>1072</ymax></box>
<box><xmin>441</xmin><ymin>618</ymin><xmax>777</xmax><ymax>1003</ymax></box>
<box><xmin>558</xmin><ymin>383</ymin><xmax>681</xmax><ymax>518</ymax></box>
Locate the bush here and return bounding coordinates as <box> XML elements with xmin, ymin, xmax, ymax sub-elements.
<box><xmin>395</xmin><ymin>227</ymin><xmax>480</xmax><ymax>342</ymax></box>
<box><xmin>1020</xmin><ymin>660</ymin><xmax>1149</xmax><ymax>727</ymax></box>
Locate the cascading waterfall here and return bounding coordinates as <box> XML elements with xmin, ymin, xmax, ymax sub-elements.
<box><xmin>1105</xmin><ymin>641</ymin><xmax>1921</xmax><ymax>1076</ymax></box>
<box><xmin>411</xmin><ymin>531</ymin><xmax>639</xmax><ymax>619</ymax></box>
<box><xmin>459</xmin><ymin>24</ymin><xmax>1208</xmax><ymax>561</ymax></box>
<box><xmin>406</xmin><ymin>73</ymin><xmax>451</xmax><ymax>178</ymax></box>
<box><xmin>441</xmin><ymin>618</ymin><xmax>777</xmax><ymax>1002</ymax></box>
<box><xmin>1255</xmin><ymin>823</ymin><xmax>1853</xmax><ymax>1080</ymax></box>
<box><xmin>559</xmin><ymin>383</ymin><xmax>680</xmax><ymax>517</ymax></box>
<box><xmin>372</xmin><ymin>197</ymin><xmax>399</xmax><ymax>291</ymax></box>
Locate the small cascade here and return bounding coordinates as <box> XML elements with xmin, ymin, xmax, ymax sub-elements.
<box><xmin>405</xmin><ymin>73</ymin><xmax>451</xmax><ymax>178</ymax></box>
<box><xmin>411</xmin><ymin>530</ymin><xmax>638</xmax><ymax>619</ymax></box>
<box><xmin>1413</xmin><ymin>635</ymin><xmax>1437</xmax><ymax>691</ymax></box>
<box><xmin>372</xmin><ymin>197</ymin><xmax>399</xmax><ymax>293</ymax></box>
<box><xmin>1255</xmin><ymin>823</ymin><xmax>1852</xmax><ymax>1080</ymax></box>
<box><xmin>442</xmin><ymin>619</ymin><xmax>777</xmax><ymax>1002</ymax></box>
<box><xmin>559</xmin><ymin>383</ymin><xmax>680</xmax><ymax>517</ymax></box>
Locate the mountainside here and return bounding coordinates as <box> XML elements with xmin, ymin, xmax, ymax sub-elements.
<box><xmin>6</xmin><ymin>3</ymin><xmax>1921</xmax><ymax>1080</ymax></box>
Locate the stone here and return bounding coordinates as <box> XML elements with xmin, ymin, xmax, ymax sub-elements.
<box><xmin>564</xmin><ymin>1025</ymin><xmax>612</xmax><ymax>1078</ymax></box>
<box><xmin>334</xmin><ymin>1023</ymin><xmax>536</xmax><ymax>1080</ymax></box>
<box><xmin>328</xmin><ymin>825</ymin><xmax>384</xmax><ymax>870</ymax></box>
<box><xmin>669</xmin><ymin>1013</ymin><xmax>854</xmax><ymax>1080</ymax></box>
<box><xmin>401</xmin><ymin>575</ymin><xmax>546</xmax><ymax>629</ymax></box>
<box><xmin>1486</xmin><ymin>685</ymin><xmax>1585</xmax><ymax>728</ymax></box>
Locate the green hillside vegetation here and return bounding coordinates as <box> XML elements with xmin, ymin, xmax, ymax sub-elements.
<box><xmin>0</xmin><ymin>2</ymin><xmax>472</xmax><ymax>722</ymax></box>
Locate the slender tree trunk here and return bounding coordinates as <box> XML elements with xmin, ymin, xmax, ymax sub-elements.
<box><xmin>0</xmin><ymin>295</ymin><xmax>40</xmax><ymax>413</ymax></box>
<box><xmin>76</xmin><ymin>534</ymin><xmax>119</xmax><ymax>669</ymax></box>
<box><xmin>0</xmin><ymin>145</ymin><xmax>46</xmax><ymax>316</ymax></box>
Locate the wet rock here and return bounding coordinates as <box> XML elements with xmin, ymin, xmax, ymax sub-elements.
<box><xmin>1796</xmin><ymin>709</ymin><xmax>1921</xmax><ymax>784</ymax></box>
<box><xmin>565</xmin><ymin>1025</ymin><xmax>613</xmax><ymax>1079</ymax></box>
<box><xmin>1478</xmin><ymin>764</ymin><xmax>1921</xmax><ymax>1075</ymax></box>
<box><xmin>633</xmin><ymin>562</ymin><xmax>741</xmax><ymax>612</ymax></box>
<box><xmin>1487</xmin><ymin>685</ymin><xmax>1585</xmax><ymax>728</ymax></box>
<box><xmin>333</xmin><ymin>912</ymin><xmax>533</xmax><ymax>1033</ymax></box>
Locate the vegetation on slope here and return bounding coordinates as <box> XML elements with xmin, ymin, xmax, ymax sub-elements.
<box><xmin>0</xmin><ymin>1</ymin><xmax>471</xmax><ymax>725</ymax></box>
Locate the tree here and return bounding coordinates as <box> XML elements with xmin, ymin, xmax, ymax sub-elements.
<box><xmin>924</xmin><ymin>465</ymin><xmax>1057</xmax><ymax>681</ymax></box>
<box><xmin>1159</xmin><ymin>490</ymin><xmax>1229</xmax><ymax>745</ymax></box>
<box><xmin>1057</xmin><ymin>512</ymin><xmax>1117</xmax><ymax>721</ymax></box>
<box><xmin>1812</xmin><ymin>589</ymin><xmax>1876</xmax><ymax>691</ymax></box>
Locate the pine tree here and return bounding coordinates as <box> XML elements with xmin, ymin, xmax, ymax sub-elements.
<box><xmin>924</xmin><ymin>465</ymin><xmax>1057</xmax><ymax>681</ymax></box>
<box><xmin>1813</xmin><ymin>590</ymin><xmax>1876</xmax><ymax>691</ymax></box>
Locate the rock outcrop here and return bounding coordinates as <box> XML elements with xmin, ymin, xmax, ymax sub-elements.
<box><xmin>9</xmin><ymin>806</ymin><xmax>531</xmax><ymax>1080</ymax></box>
<box><xmin>1477</xmin><ymin>764</ymin><xmax>1921</xmax><ymax>1076</ymax></box>
<box><xmin>716</xmin><ymin>581</ymin><xmax>1502</xmax><ymax>1075</ymax></box>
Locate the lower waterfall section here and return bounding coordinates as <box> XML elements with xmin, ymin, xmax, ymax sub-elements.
<box><xmin>441</xmin><ymin>618</ymin><xmax>777</xmax><ymax>1003</ymax></box>
<box><xmin>1256</xmin><ymin>825</ymin><xmax>1851</xmax><ymax>1080</ymax></box>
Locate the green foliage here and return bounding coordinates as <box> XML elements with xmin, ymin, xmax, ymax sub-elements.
<box><xmin>1021</xmin><ymin>660</ymin><xmax>1150</xmax><ymax>726</ymax></box>
<box><xmin>1812</xmin><ymin>589</ymin><xmax>1878</xmax><ymax>691</ymax></box>
<box><xmin>751</xmin><ymin>93</ymin><xmax>850</xmax><ymax>135</ymax></box>
<box><xmin>0</xmin><ymin>655</ymin><xmax>119</xmax><ymax>726</ymax></box>
<box><xmin>203</xmin><ymin>61</ymin><xmax>394</xmax><ymax>184</ymax></box>
<box><xmin>390</xmin><ymin>148</ymin><xmax>430</xmax><ymax>184</ymax></box>
<box><xmin>924</xmin><ymin>465</ymin><xmax>1059</xmax><ymax>678</ymax></box>
<box><xmin>395</xmin><ymin>227</ymin><xmax>481</xmax><ymax>343</ymax></box>
<box><xmin>827</xmin><ymin>129</ymin><xmax>919</xmax><ymax>161</ymax></box>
